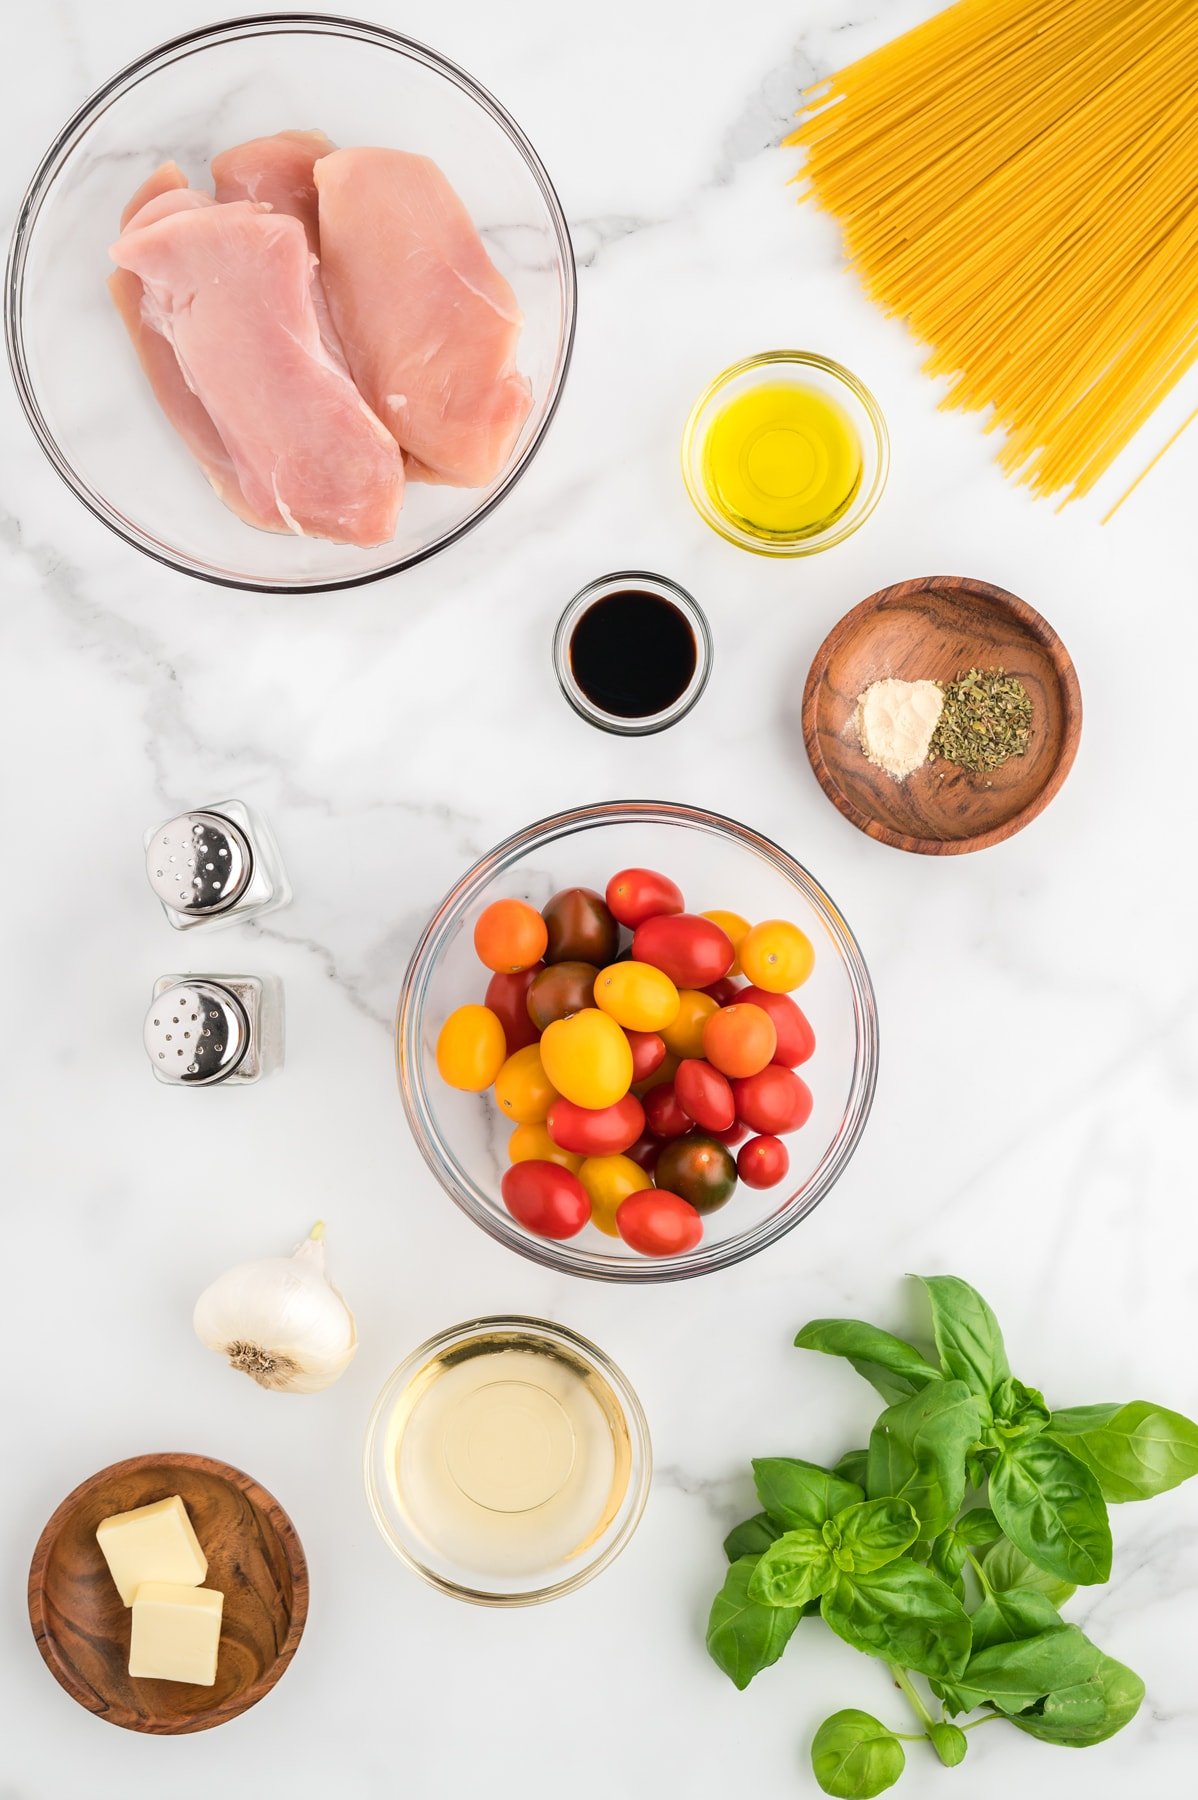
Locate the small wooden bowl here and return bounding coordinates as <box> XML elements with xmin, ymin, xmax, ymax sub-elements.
<box><xmin>802</xmin><ymin>575</ymin><xmax>1081</xmax><ymax>854</ymax></box>
<box><xmin>28</xmin><ymin>1452</ymin><xmax>308</xmax><ymax>1734</ymax></box>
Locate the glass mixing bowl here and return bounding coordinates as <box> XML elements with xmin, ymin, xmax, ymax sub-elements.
<box><xmin>5</xmin><ymin>14</ymin><xmax>576</xmax><ymax>592</ymax></box>
<box><xmin>397</xmin><ymin>801</ymin><xmax>879</xmax><ymax>1281</ymax></box>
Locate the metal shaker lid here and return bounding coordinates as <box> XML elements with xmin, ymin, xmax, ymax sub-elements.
<box><xmin>146</xmin><ymin>812</ymin><xmax>252</xmax><ymax>915</ymax></box>
<box><xmin>144</xmin><ymin>981</ymin><xmax>250</xmax><ymax>1085</ymax></box>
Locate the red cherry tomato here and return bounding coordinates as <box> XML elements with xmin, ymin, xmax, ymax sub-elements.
<box><xmin>711</xmin><ymin>1120</ymin><xmax>748</xmax><ymax>1147</ymax></box>
<box><xmin>501</xmin><ymin>1162</ymin><xmax>591</xmax><ymax>1239</ymax></box>
<box><xmin>605</xmin><ymin>867</ymin><xmax>685</xmax><ymax>929</ymax></box>
<box><xmin>674</xmin><ymin>1058</ymin><xmax>736</xmax><ymax>1132</ymax></box>
<box><xmin>625</xmin><ymin>1133</ymin><xmax>664</xmax><ymax>1174</ymax></box>
<box><xmin>737</xmin><ymin>1134</ymin><xmax>791</xmax><ymax>1188</ymax></box>
<box><xmin>703</xmin><ymin>977</ymin><xmax>741</xmax><ymax>1008</ymax></box>
<box><xmin>632</xmin><ymin>914</ymin><xmax>735</xmax><ymax>988</ymax></box>
<box><xmin>643</xmin><ymin>1082</ymin><xmax>693</xmax><ymax>1140</ymax></box>
<box><xmin>737</xmin><ymin>987</ymin><xmax>816</xmax><ymax>1067</ymax></box>
<box><xmin>546</xmin><ymin>1092</ymin><xmax>645</xmax><ymax>1156</ymax></box>
<box><xmin>732</xmin><ymin>1066</ymin><xmax>814</xmax><ymax>1135</ymax></box>
<box><xmin>484</xmin><ymin>965</ymin><xmax>542</xmax><ymax>1054</ymax></box>
<box><xmin>625</xmin><ymin>1029</ymin><xmax>667</xmax><ymax>1082</ymax></box>
<box><xmin>616</xmin><ymin>1188</ymin><xmax>703</xmax><ymax>1256</ymax></box>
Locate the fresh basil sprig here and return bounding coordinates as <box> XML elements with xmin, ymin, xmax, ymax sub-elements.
<box><xmin>705</xmin><ymin>1274</ymin><xmax>1198</xmax><ymax>1796</ymax></box>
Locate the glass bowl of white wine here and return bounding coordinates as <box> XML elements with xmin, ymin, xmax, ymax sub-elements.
<box><xmin>363</xmin><ymin>1316</ymin><xmax>651</xmax><ymax>1605</ymax></box>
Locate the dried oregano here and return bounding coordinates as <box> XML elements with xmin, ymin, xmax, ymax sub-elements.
<box><xmin>931</xmin><ymin>668</ymin><xmax>1032</xmax><ymax>774</ymax></box>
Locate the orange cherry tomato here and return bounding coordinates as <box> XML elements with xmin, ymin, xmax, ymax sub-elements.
<box><xmin>501</xmin><ymin>1162</ymin><xmax>590</xmax><ymax>1238</ymax></box>
<box><xmin>578</xmin><ymin>1153</ymin><xmax>651</xmax><ymax>1236</ymax></box>
<box><xmin>494</xmin><ymin>1044</ymin><xmax>559</xmax><ymax>1124</ymax></box>
<box><xmin>508</xmin><ymin>1123</ymin><xmax>583</xmax><ymax>1174</ymax></box>
<box><xmin>593</xmin><ymin>960</ymin><xmax>680</xmax><ymax>1033</ymax></box>
<box><xmin>539</xmin><ymin>1008</ymin><xmax>633</xmax><ymax>1109</ymax></box>
<box><xmin>436</xmin><ymin>1004</ymin><xmax>507</xmax><ymax>1092</ymax></box>
<box><xmin>738</xmin><ymin>919</ymin><xmax>815</xmax><ymax>992</ymax></box>
<box><xmin>485</xmin><ymin>965</ymin><xmax>542</xmax><ymax>1054</ymax></box>
<box><xmin>701</xmin><ymin>910</ymin><xmax>749</xmax><ymax>975</ymax></box>
<box><xmin>474</xmin><ymin>898</ymin><xmax>549</xmax><ymax>973</ymax></box>
<box><xmin>605</xmin><ymin>867</ymin><xmax>685</xmax><ymax>929</ymax></box>
<box><xmin>702</xmin><ymin>1002</ymin><xmax>778</xmax><ymax>1079</ymax></box>
<box><xmin>738</xmin><ymin>987</ymin><xmax>816</xmax><ymax>1066</ymax></box>
<box><xmin>616</xmin><ymin>1189</ymin><xmax>703</xmax><ymax>1256</ymax></box>
<box><xmin>731</xmin><ymin>1066</ymin><xmax>813</xmax><ymax>1134</ymax></box>
<box><xmin>661</xmin><ymin>989</ymin><xmax>719</xmax><ymax>1058</ymax></box>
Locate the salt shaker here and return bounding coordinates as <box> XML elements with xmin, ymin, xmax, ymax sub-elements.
<box><xmin>144</xmin><ymin>975</ymin><xmax>284</xmax><ymax>1087</ymax></box>
<box><xmin>144</xmin><ymin>800</ymin><xmax>291</xmax><ymax>931</ymax></box>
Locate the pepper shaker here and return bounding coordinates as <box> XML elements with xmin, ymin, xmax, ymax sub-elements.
<box><xmin>144</xmin><ymin>975</ymin><xmax>284</xmax><ymax>1087</ymax></box>
<box><xmin>145</xmin><ymin>800</ymin><xmax>291</xmax><ymax>932</ymax></box>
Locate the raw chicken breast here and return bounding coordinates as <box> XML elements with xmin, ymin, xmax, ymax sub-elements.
<box><xmin>110</xmin><ymin>202</ymin><xmax>404</xmax><ymax>546</ymax></box>
<box><xmin>212</xmin><ymin>129</ymin><xmax>347</xmax><ymax>369</ymax></box>
<box><xmin>314</xmin><ymin>148</ymin><xmax>533</xmax><ymax>487</ymax></box>
<box><xmin>109</xmin><ymin>170</ymin><xmax>285</xmax><ymax>531</ymax></box>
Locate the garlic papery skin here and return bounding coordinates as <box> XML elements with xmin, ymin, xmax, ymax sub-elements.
<box><xmin>193</xmin><ymin>1222</ymin><xmax>358</xmax><ymax>1394</ymax></box>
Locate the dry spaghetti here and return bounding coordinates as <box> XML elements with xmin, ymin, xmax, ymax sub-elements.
<box><xmin>787</xmin><ymin>0</ymin><xmax>1198</xmax><ymax>508</ymax></box>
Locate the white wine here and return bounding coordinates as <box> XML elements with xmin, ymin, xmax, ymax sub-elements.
<box><xmin>384</xmin><ymin>1328</ymin><xmax>632</xmax><ymax>1579</ymax></box>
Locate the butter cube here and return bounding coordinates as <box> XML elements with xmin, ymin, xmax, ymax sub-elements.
<box><xmin>129</xmin><ymin>1582</ymin><xmax>223</xmax><ymax>1685</ymax></box>
<box><xmin>95</xmin><ymin>1495</ymin><xmax>207</xmax><ymax>1606</ymax></box>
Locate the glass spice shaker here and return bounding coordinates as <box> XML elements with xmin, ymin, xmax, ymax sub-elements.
<box><xmin>144</xmin><ymin>800</ymin><xmax>291</xmax><ymax>932</ymax></box>
<box><xmin>144</xmin><ymin>974</ymin><xmax>284</xmax><ymax>1087</ymax></box>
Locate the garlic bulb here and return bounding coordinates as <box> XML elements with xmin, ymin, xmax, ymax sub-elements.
<box><xmin>193</xmin><ymin>1222</ymin><xmax>357</xmax><ymax>1394</ymax></box>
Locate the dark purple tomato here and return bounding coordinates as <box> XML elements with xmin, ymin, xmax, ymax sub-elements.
<box><xmin>674</xmin><ymin>1058</ymin><xmax>736</xmax><ymax>1132</ymax></box>
<box><xmin>526</xmin><ymin>960</ymin><xmax>599</xmax><ymax>1031</ymax></box>
<box><xmin>703</xmin><ymin>977</ymin><xmax>741</xmax><ymax>1008</ymax></box>
<box><xmin>542</xmin><ymin>888</ymin><xmax>620</xmax><ymax>966</ymax></box>
<box><xmin>625</xmin><ymin>1133</ymin><xmax>664</xmax><ymax>1174</ymax></box>
<box><xmin>546</xmin><ymin>1093</ymin><xmax>645</xmax><ymax>1155</ymax></box>
<box><xmin>501</xmin><ymin>1162</ymin><xmax>591</xmax><ymax>1238</ymax></box>
<box><xmin>616</xmin><ymin>1189</ymin><xmax>703</xmax><ymax>1256</ymax></box>
<box><xmin>632</xmin><ymin>914</ymin><xmax>735</xmax><ymax>988</ymax></box>
<box><xmin>653</xmin><ymin>1134</ymin><xmax>738</xmax><ymax>1214</ymax></box>
<box><xmin>485</xmin><ymin>965</ymin><xmax>542</xmax><ymax>1054</ymax></box>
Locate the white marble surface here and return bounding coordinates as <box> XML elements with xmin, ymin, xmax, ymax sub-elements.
<box><xmin>2</xmin><ymin>1</ymin><xmax>1197</xmax><ymax>1795</ymax></box>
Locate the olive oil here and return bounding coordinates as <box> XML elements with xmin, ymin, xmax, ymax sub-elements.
<box><xmin>385</xmin><ymin>1330</ymin><xmax>632</xmax><ymax>1578</ymax></box>
<box><xmin>700</xmin><ymin>380</ymin><xmax>863</xmax><ymax>542</ymax></box>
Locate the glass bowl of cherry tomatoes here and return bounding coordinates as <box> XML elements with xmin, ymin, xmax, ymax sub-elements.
<box><xmin>396</xmin><ymin>800</ymin><xmax>878</xmax><ymax>1281</ymax></box>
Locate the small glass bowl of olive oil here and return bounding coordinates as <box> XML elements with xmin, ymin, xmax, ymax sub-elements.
<box><xmin>364</xmin><ymin>1317</ymin><xmax>651</xmax><ymax>1605</ymax></box>
<box><xmin>682</xmin><ymin>351</ymin><xmax>889</xmax><ymax>556</ymax></box>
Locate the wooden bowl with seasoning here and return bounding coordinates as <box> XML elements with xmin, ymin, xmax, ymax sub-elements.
<box><xmin>802</xmin><ymin>575</ymin><xmax>1082</xmax><ymax>854</ymax></box>
<box><xmin>28</xmin><ymin>1452</ymin><xmax>307</xmax><ymax>1734</ymax></box>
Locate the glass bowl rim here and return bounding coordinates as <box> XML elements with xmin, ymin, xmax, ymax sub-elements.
<box><xmin>362</xmin><ymin>1312</ymin><xmax>653</xmax><ymax>1606</ymax></box>
<box><xmin>3</xmin><ymin>9</ymin><xmax>578</xmax><ymax>594</ymax></box>
<box><xmin>551</xmin><ymin>570</ymin><xmax>714</xmax><ymax>737</ymax></box>
<box><xmin>681</xmin><ymin>349</ymin><xmax>890</xmax><ymax>558</ymax></box>
<box><xmin>396</xmin><ymin>799</ymin><xmax>880</xmax><ymax>1282</ymax></box>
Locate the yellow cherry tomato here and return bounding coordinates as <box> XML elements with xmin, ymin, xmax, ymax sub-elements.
<box><xmin>578</xmin><ymin>1153</ymin><xmax>652</xmax><ymax>1236</ymax></box>
<box><xmin>508</xmin><ymin>1122</ymin><xmax>583</xmax><ymax>1174</ymax></box>
<box><xmin>701</xmin><ymin>910</ymin><xmax>750</xmax><ymax>976</ymax></box>
<box><xmin>436</xmin><ymin>1004</ymin><xmax>507</xmax><ymax>1092</ymax></box>
<box><xmin>493</xmin><ymin>1043</ymin><xmax>559</xmax><ymax>1123</ymax></box>
<box><xmin>540</xmin><ymin>1008</ymin><xmax>634</xmax><ymax>1109</ymax></box>
<box><xmin>593</xmin><ymin>960</ymin><xmax>681</xmax><ymax>1033</ymax></box>
<box><xmin>739</xmin><ymin>919</ymin><xmax>815</xmax><ymax>992</ymax></box>
<box><xmin>661</xmin><ymin>989</ymin><xmax>719</xmax><ymax>1058</ymax></box>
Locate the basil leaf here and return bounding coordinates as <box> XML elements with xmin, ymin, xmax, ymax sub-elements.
<box><xmin>928</xmin><ymin>1527</ymin><xmax>967</xmax><ymax>1598</ymax></box>
<box><xmin>748</xmin><ymin>1528</ymin><xmax>837</xmax><ymax>1607</ymax></box>
<box><xmin>951</xmin><ymin>1625</ymin><xmax>1101</xmax><ymax>1714</ymax></box>
<box><xmin>706</xmin><ymin>1557</ymin><xmax>802</xmax><ymax>1689</ymax></box>
<box><xmin>835</xmin><ymin>1448</ymin><xmax>870</xmax><ymax>1488</ymax></box>
<box><xmin>795</xmin><ymin>1318</ymin><xmax>943</xmax><ymax>1405</ymax></box>
<box><xmin>955</xmin><ymin>1506</ymin><xmax>1001</xmax><ymax>1548</ymax></box>
<box><xmin>990</xmin><ymin>1437</ymin><xmax>1112</xmax><ymax>1585</ymax></box>
<box><xmin>1048</xmin><ymin>1400</ymin><xmax>1198</xmax><ymax>1503</ymax></box>
<box><xmin>828</xmin><ymin>1498</ymin><xmax>919</xmax><ymax>1575</ymax></box>
<box><xmin>1030</xmin><ymin>1676</ymin><xmax>1107</xmax><ymax>1729</ymax></box>
<box><xmin>917</xmin><ymin>1275</ymin><xmax>1010</xmax><ymax>1403</ymax></box>
<box><xmin>821</xmin><ymin>1558</ymin><xmax>973</xmax><ymax>1680</ymax></box>
<box><xmin>927</xmin><ymin>1721</ymin><xmax>968</xmax><ymax>1767</ymax></box>
<box><xmin>986</xmin><ymin>1376</ymin><xmax>1051</xmax><ymax>1447</ymax></box>
<box><xmin>811</xmin><ymin>1710</ymin><xmax>905</xmax><ymax>1798</ymax></box>
<box><xmin>753</xmin><ymin>1456</ymin><xmax>863</xmax><ymax>1529</ymax></box>
<box><xmin>1009</xmin><ymin>1652</ymin><xmax>1145</xmax><ymax>1746</ymax></box>
<box><xmin>723</xmin><ymin>1512</ymin><xmax>781</xmax><ymax>1562</ymax></box>
<box><xmin>968</xmin><ymin>1585</ymin><xmax>1063</xmax><ymax>1654</ymax></box>
<box><xmin>980</xmin><ymin>1536</ymin><xmax>1077</xmax><ymax>1608</ymax></box>
<box><xmin>866</xmin><ymin>1379</ymin><xmax>981</xmax><ymax>1538</ymax></box>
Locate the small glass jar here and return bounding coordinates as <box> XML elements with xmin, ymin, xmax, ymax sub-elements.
<box><xmin>552</xmin><ymin>571</ymin><xmax>712</xmax><ymax>736</ymax></box>
<box><xmin>144</xmin><ymin>799</ymin><xmax>291</xmax><ymax>932</ymax></box>
<box><xmin>144</xmin><ymin>974</ymin><xmax>284</xmax><ymax>1087</ymax></box>
<box><xmin>364</xmin><ymin>1316</ymin><xmax>651</xmax><ymax>1605</ymax></box>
